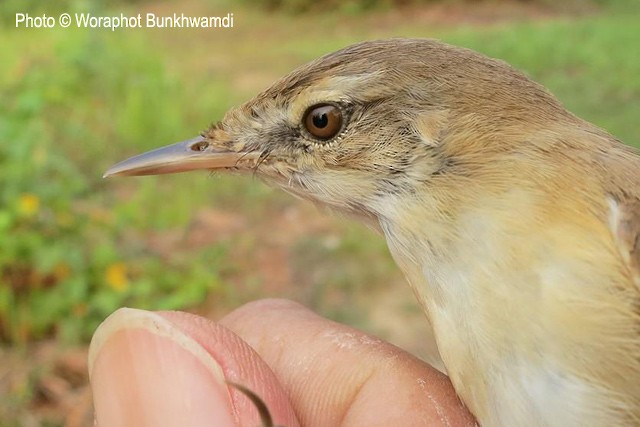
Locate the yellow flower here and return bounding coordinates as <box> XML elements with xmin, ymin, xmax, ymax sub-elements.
<box><xmin>105</xmin><ymin>262</ymin><xmax>129</xmax><ymax>292</ymax></box>
<box><xmin>18</xmin><ymin>193</ymin><xmax>40</xmax><ymax>216</ymax></box>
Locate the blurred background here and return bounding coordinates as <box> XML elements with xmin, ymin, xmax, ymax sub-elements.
<box><xmin>1</xmin><ymin>0</ymin><xmax>639</xmax><ymax>425</ymax></box>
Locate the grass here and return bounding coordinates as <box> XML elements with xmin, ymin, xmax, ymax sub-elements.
<box><xmin>1</xmin><ymin>0</ymin><xmax>639</xmax><ymax>424</ymax></box>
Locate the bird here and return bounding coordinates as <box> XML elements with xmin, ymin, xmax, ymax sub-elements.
<box><xmin>104</xmin><ymin>38</ymin><xmax>640</xmax><ymax>426</ymax></box>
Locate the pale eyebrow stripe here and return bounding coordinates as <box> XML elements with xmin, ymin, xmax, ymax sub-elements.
<box><xmin>290</xmin><ymin>72</ymin><xmax>393</xmax><ymax>120</ymax></box>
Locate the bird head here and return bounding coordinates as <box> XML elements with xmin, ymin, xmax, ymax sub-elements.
<box><xmin>105</xmin><ymin>39</ymin><xmax>569</xmax><ymax>225</ymax></box>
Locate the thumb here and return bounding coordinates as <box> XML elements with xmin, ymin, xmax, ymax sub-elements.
<box><xmin>89</xmin><ymin>308</ymin><xmax>298</xmax><ymax>427</ymax></box>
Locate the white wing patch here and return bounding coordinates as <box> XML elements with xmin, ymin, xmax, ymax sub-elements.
<box><xmin>607</xmin><ymin>196</ymin><xmax>640</xmax><ymax>290</ymax></box>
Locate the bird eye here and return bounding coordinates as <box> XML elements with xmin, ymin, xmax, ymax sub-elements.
<box><xmin>303</xmin><ymin>104</ymin><xmax>343</xmax><ymax>141</ymax></box>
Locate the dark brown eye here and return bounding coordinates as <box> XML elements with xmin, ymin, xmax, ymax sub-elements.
<box><xmin>303</xmin><ymin>104</ymin><xmax>343</xmax><ymax>141</ymax></box>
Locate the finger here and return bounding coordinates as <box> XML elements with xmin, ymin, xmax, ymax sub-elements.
<box><xmin>158</xmin><ymin>310</ymin><xmax>299</xmax><ymax>426</ymax></box>
<box><xmin>89</xmin><ymin>308</ymin><xmax>299</xmax><ymax>427</ymax></box>
<box><xmin>221</xmin><ymin>299</ymin><xmax>476</xmax><ymax>427</ymax></box>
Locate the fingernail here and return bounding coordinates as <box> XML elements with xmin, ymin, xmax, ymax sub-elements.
<box><xmin>89</xmin><ymin>308</ymin><xmax>235</xmax><ymax>427</ymax></box>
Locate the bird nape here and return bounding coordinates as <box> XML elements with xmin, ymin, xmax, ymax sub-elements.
<box><xmin>104</xmin><ymin>39</ymin><xmax>640</xmax><ymax>427</ymax></box>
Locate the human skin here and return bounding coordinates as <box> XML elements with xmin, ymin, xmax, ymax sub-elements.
<box><xmin>89</xmin><ymin>299</ymin><xmax>476</xmax><ymax>427</ymax></box>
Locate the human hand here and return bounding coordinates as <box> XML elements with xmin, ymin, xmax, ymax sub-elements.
<box><xmin>89</xmin><ymin>299</ymin><xmax>476</xmax><ymax>426</ymax></box>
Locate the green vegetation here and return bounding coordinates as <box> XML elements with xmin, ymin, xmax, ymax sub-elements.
<box><xmin>239</xmin><ymin>0</ymin><xmax>623</xmax><ymax>14</ymax></box>
<box><xmin>0</xmin><ymin>0</ymin><xmax>639</xmax><ymax>422</ymax></box>
<box><xmin>0</xmin><ymin>27</ymin><xmax>229</xmax><ymax>343</ymax></box>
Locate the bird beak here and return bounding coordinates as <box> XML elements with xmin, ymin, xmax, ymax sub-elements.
<box><xmin>103</xmin><ymin>136</ymin><xmax>261</xmax><ymax>178</ymax></box>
